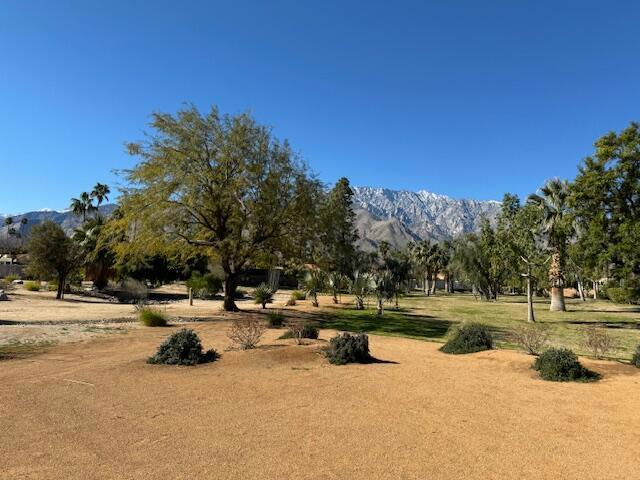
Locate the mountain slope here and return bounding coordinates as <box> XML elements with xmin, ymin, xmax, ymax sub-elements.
<box><xmin>352</xmin><ymin>187</ymin><xmax>501</xmax><ymax>250</ymax></box>
<box><xmin>0</xmin><ymin>205</ymin><xmax>117</xmax><ymax>237</ymax></box>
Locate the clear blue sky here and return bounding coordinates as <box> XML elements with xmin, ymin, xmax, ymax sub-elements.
<box><xmin>2</xmin><ymin>0</ymin><xmax>639</xmax><ymax>213</ymax></box>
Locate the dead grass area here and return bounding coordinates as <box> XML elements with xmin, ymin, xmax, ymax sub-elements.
<box><xmin>1</xmin><ymin>322</ymin><xmax>639</xmax><ymax>479</ymax></box>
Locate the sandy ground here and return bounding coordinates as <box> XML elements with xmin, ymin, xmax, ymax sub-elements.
<box><xmin>2</xmin><ymin>322</ymin><xmax>640</xmax><ymax>480</ymax></box>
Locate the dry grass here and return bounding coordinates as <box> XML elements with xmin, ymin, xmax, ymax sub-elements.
<box><xmin>1</xmin><ymin>322</ymin><xmax>639</xmax><ymax>479</ymax></box>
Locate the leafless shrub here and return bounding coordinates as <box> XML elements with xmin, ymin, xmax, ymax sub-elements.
<box><xmin>511</xmin><ymin>323</ymin><xmax>549</xmax><ymax>355</ymax></box>
<box><xmin>227</xmin><ymin>317</ymin><xmax>266</xmax><ymax>349</ymax></box>
<box><xmin>583</xmin><ymin>324</ymin><xmax>616</xmax><ymax>359</ymax></box>
<box><xmin>285</xmin><ymin>319</ymin><xmax>306</xmax><ymax>345</ymax></box>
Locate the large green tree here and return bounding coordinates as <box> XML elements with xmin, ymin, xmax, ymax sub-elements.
<box><xmin>121</xmin><ymin>104</ymin><xmax>320</xmax><ymax>311</ymax></box>
<box><xmin>27</xmin><ymin>221</ymin><xmax>80</xmax><ymax>299</ymax></box>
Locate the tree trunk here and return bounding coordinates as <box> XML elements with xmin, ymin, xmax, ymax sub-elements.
<box><xmin>56</xmin><ymin>275</ymin><xmax>64</xmax><ymax>300</ymax></box>
<box><xmin>376</xmin><ymin>297</ymin><xmax>383</xmax><ymax>315</ymax></box>
<box><xmin>548</xmin><ymin>249</ymin><xmax>566</xmax><ymax>312</ymax></box>
<box><xmin>355</xmin><ymin>297</ymin><xmax>364</xmax><ymax>310</ymax></box>
<box><xmin>223</xmin><ymin>273</ymin><xmax>239</xmax><ymax>311</ymax></box>
<box><xmin>593</xmin><ymin>280</ymin><xmax>598</xmax><ymax>300</ymax></box>
<box><xmin>526</xmin><ymin>269</ymin><xmax>535</xmax><ymax>323</ymax></box>
<box><xmin>425</xmin><ymin>275</ymin><xmax>430</xmax><ymax>296</ymax></box>
<box><xmin>189</xmin><ymin>287</ymin><xmax>193</xmax><ymax>306</ymax></box>
<box><xmin>577</xmin><ymin>280</ymin><xmax>586</xmax><ymax>301</ymax></box>
<box><xmin>430</xmin><ymin>273</ymin><xmax>437</xmax><ymax>295</ymax></box>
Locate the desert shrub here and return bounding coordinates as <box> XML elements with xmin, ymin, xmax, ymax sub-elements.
<box><xmin>279</xmin><ymin>321</ymin><xmax>319</xmax><ymax>343</ymax></box>
<box><xmin>139</xmin><ymin>307</ymin><xmax>169</xmax><ymax>327</ymax></box>
<box><xmin>533</xmin><ymin>348</ymin><xmax>599</xmax><ymax>382</ymax></box>
<box><xmin>631</xmin><ymin>345</ymin><xmax>640</xmax><ymax>368</ymax></box>
<box><xmin>118</xmin><ymin>278</ymin><xmax>149</xmax><ymax>303</ymax></box>
<box><xmin>147</xmin><ymin>328</ymin><xmax>218</xmax><ymax>365</ymax></box>
<box><xmin>440</xmin><ymin>323</ymin><xmax>493</xmax><ymax>354</ymax></box>
<box><xmin>186</xmin><ymin>271</ymin><xmax>222</xmax><ymax>299</ymax></box>
<box><xmin>291</xmin><ymin>290</ymin><xmax>306</xmax><ymax>301</ymax></box>
<box><xmin>228</xmin><ymin>317</ymin><xmax>265</xmax><ymax>349</ymax></box>
<box><xmin>24</xmin><ymin>281</ymin><xmax>41</xmax><ymax>292</ymax></box>
<box><xmin>47</xmin><ymin>281</ymin><xmax>58</xmax><ymax>292</ymax></box>
<box><xmin>604</xmin><ymin>287</ymin><xmax>639</xmax><ymax>304</ymax></box>
<box><xmin>285</xmin><ymin>296</ymin><xmax>296</xmax><ymax>306</ymax></box>
<box><xmin>325</xmin><ymin>332</ymin><xmax>371</xmax><ymax>365</ymax></box>
<box><xmin>267</xmin><ymin>310</ymin><xmax>285</xmax><ymax>328</ymax></box>
<box><xmin>234</xmin><ymin>288</ymin><xmax>247</xmax><ymax>299</ymax></box>
<box><xmin>4</xmin><ymin>275</ymin><xmax>19</xmax><ymax>283</ymax></box>
<box><xmin>583</xmin><ymin>324</ymin><xmax>616</xmax><ymax>359</ymax></box>
<box><xmin>253</xmin><ymin>283</ymin><xmax>274</xmax><ymax>308</ymax></box>
<box><xmin>511</xmin><ymin>324</ymin><xmax>549</xmax><ymax>355</ymax></box>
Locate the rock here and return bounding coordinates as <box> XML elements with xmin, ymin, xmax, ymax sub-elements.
<box><xmin>0</xmin><ymin>289</ymin><xmax>8</xmax><ymax>301</ymax></box>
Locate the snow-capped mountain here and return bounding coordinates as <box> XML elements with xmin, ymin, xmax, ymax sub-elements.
<box><xmin>352</xmin><ymin>187</ymin><xmax>501</xmax><ymax>250</ymax></box>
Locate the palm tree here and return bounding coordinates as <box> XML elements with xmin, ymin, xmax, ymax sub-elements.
<box><xmin>91</xmin><ymin>183</ymin><xmax>110</xmax><ymax>207</ymax></box>
<box><xmin>327</xmin><ymin>271</ymin><xmax>346</xmax><ymax>304</ymax></box>
<box><xmin>303</xmin><ymin>269</ymin><xmax>326</xmax><ymax>307</ymax></box>
<box><xmin>371</xmin><ymin>268</ymin><xmax>394</xmax><ymax>315</ymax></box>
<box><xmin>70</xmin><ymin>192</ymin><xmax>97</xmax><ymax>222</ymax></box>
<box><xmin>527</xmin><ymin>179</ymin><xmax>573</xmax><ymax>312</ymax></box>
<box><xmin>349</xmin><ymin>271</ymin><xmax>370</xmax><ymax>310</ymax></box>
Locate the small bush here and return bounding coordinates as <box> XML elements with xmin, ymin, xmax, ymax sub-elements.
<box><xmin>24</xmin><ymin>281</ymin><xmax>41</xmax><ymax>292</ymax></box>
<box><xmin>440</xmin><ymin>323</ymin><xmax>493</xmax><ymax>354</ymax></box>
<box><xmin>253</xmin><ymin>283</ymin><xmax>274</xmax><ymax>308</ymax></box>
<box><xmin>604</xmin><ymin>286</ymin><xmax>639</xmax><ymax>304</ymax></box>
<box><xmin>234</xmin><ymin>288</ymin><xmax>247</xmax><ymax>299</ymax></box>
<box><xmin>186</xmin><ymin>271</ymin><xmax>223</xmax><ymax>299</ymax></box>
<box><xmin>631</xmin><ymin>345</ymin><xmax>640</xmax><ymax>368</ymax></box>
<box><xmin>4</xmin><ymin>275</ymin><xmax>19</xmax><ymax>284</ymax></box>
<box><xmin>291</xmin><ymin>290</ymin><xmax>306</xmax><ymax>301</ymax></box>
<box><xmin>47</xmin><ymin>281</ymin><xmax>58</xmax><ymax>292</ymax></box>
<box><xmin>119</xmin><ymin>278</ymin><xmax>149</xmax><ymax>303</ymax></box>
<box><xmin>147</xmin><ymin>328</ymin><xmax>218</xmax><ymax>365</ymax></box>
<box><xmin>139</xmin><ymin>307</ymin><xmax>169</xmax><ymax>327</ymax></box>
<box><xmin>325</xmin><ymin>333</ymin><xmax>371</xmax><ymax>365</ymax></box>
<box><xmin>533</xmin><ymin>348</ymin><xmax>599</xmax><ymax>382</ymax></box>
<box><xmin>583</xmin><ymin>324</ymin><xmax>616</xmax><ymax>359</ymax></box>
<box><xmin>285</xmin><ymin>297</ymin><xmax>296</xmax><ymax>306</ymax></box>
<box><xmin>279</xmin><ymin>322</ymin><xmax>319</xmax><ymax>342</ymax></box>
<box><xmin>511</xmin><ymin>324</ymin><xmax>549</xmax><ymax>355</ymax></box>
<box><xmin>228</xmin><ymin>317</ymin><xmax>265</xmax><ymax>349</ymax></box>
<box><xmin>267</xmin><ymin>310</ymin><xmax>285</xmax><ymax>328</ymax></box>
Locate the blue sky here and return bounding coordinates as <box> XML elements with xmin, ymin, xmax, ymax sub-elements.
<box><xmin>1</xmin><ymin>0</ymin><xmax>639</xmax><ymax>213</ymax></box>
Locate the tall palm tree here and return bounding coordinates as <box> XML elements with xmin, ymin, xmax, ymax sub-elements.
<box><xmin>527</xmin><ymin>178</ymin><xmax>573</xmax><ymax>312</ymax></box>
<box><xmin>70</xmin><ymin>192</ymin><xmax>97</xmax><ymax>222</ymax></box>
<box><xmin>91</xmin><ymin>183</ymin><xmax>110</xmax><ymax>207</ymax></box>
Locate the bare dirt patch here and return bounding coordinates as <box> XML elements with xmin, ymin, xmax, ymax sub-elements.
<box><xmin>1</xmin><ymin>323</ymin><xmax>639</xmax><ymax>479</ymax></box>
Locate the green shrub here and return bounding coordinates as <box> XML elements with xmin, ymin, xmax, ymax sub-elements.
<box><xmin>118</xmin><ymin>278</ymin><xmax>149</xmax><ymax>303</ymax></box>
<box><xmin>533</xmin><ymin>348</ymin><xmax>599</xmax><ymax>382</ymax></box>
<box><xmin>279</xmin><ymin>322</ymin><xmax>319</xmax><ymax>340</ymax></box>
<box><xmin>4</xmin><ymin>275</ymin><xmax>19</xmax><ymax>283</ymax></box>
<box><xmin>253</xmin><ymin>283</ymin><xmax>274</xmax><ymax>308</ymax></box>
<box><xmin>147</xmin><ymin>328</ymin><xmax>218</xmax><ymax>365</ymax></box>
<box><xmin>186</xmin><ymin>271</ymin><xmax>222</xmax><ymax>299</ymax></box>
<box><xmin>24</xmin><ymin>281</ymin><xmax>41</xmax><ymax>292</ymax></box>
<box><xmin>291</xmin><ymin>290</ymin><xmax>306</xmax><ymax>301</ymax></box>
<box><xmin>139</xmin><ymin>307</ymin><xmax>169</xmax><ymax>327</ymax></box>
<box><xmin>267</xmin><ymin>310</ymin><xmax>285</xmax><ymax>328</ymax></box>
<box><xmin>325</xmin><ymin>332</ymin><xmax>371</xmax><ymax>365</ymax></box>
<box><xmin>604</xmin><ymin>287</ymin><xmax>639</xmax><ymax>304</ymax></box>
<box><xmin>631</xmin><ymin>345</ymin><xmax>640</xmax><ymax>368</ymax></box>
<box><xmin>440</xmin><ymin>323</ymin><xmax>493</xmax><ymax>354</ymax></box>
<box><xmin>234</xmin><ymin>288</ymin><xmax>247</xmax><ymax>299</ymax></box>
<box><xmin>47</xmin><ymin>281</ymin><xmax>58</xmax><ymax>292</ymax></box>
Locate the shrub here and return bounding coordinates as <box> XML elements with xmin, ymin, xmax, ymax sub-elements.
<box><xmin>24</xmin><ymin>281</ymin><xmax>41</xmax><ymax>292</ymax></box>
<box><xmin>291</xmin><ymin>290</ymin><xmax>306</xmax><ymax>301</ymax></box>
<box><xmin>4</xmin><ymin>275</ymin><xmax>19</xmax><ymax>284</ymax></box>
<box><xmin>228</xmin><ymin>317</ymin><xmax>265</xmax><ymax>349</ymax></box>
<box><xmin>147</xmin><ymin>328</ymin><xmax>218</xmax><ymax>365</ymax></box>
<box><xmin>325</xmin><ymin>332</ymin><xmax>371</xmax><ymax>365</ymax></box>
<box><xmin>440</xmin><ymin>323</ymin><xmax>493</xmax><ymax>354</ymax></box>
<box><xmin>118</xmin><ymin>278</ymin><xmax>149</xmax><ymax>303</ymax></box>
<box><xmin>583</xmin><ymin>324</ymin><xmax>616</xmax><ymax>359</ymax></box>
<box><xmin>253</xmin><ymin>283</ymin><xmax>274</xmax><ymax>308</ymax></box>
<box><xmin>285</xmin><ymin>296</ymin><xmax>296</xmax><ymax>306</ymax></box>
<box><xmin>533</xmin><ymin>348</ymin><xmax>599</xmax><ymax>382</ymax></box>
<box><xmin>511</xmin><ymin>324</ymin><xmax>549</xmax><ymax>355</ymax></box>
<box><xmin>186</xmin><ymin>271</ymin><xmax>222</xmax><ymax>299</ymax></box>
<box><xmin>47</xmin><ymin>281</ymin><xmax>58</xmax><ymax>292</ymax></box>
<box><xmin>279</xmin><ymin>321</ymin><xmax>319</xmax><ymax>343</ymax></box>
<box><xmin>139</xmin><ymin>307</ymin><xmax>169</xmax><ymax>327</ymax></box>
<box><xmin>604</xmin><ymin>286</ymin><xmax>639</xmax><ymax>304</ymax></box>
<box><xmin>234</xmin><ymin>288</ymin><xmax>247</xmax><ymax>299</ymax></box>
<box><xmin>267</xmin><ymin>310</ymin><xmax>285</xmax><ymax>328</ymax></box>
<box><xmin>631</xmin><ymin>345</ymin><xmax>640</xmax><ymax>368</ymax></box>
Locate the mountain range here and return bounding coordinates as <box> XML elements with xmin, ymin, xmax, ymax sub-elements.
<box><xmin>1</xmin><ymin>188</ymin><xmax>501</xmax><ymax>249</ymax></box>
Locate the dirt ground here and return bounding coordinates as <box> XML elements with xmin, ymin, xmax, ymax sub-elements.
<box><xmin>2</xmin><ymin>321</ymin><xmax>639</xmax><ymax>480</ymax></box>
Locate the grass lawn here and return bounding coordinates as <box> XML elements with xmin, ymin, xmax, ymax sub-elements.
<box><xmin>317</xmin><ymin>292</ymin><xmax>640</xmax><ymax>361</ymax></box>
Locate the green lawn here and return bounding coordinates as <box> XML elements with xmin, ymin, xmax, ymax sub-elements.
<box><xmin>317</xmin><ymin>293</ymin><xmax>640</xmax><ymax>361</ymax></box>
